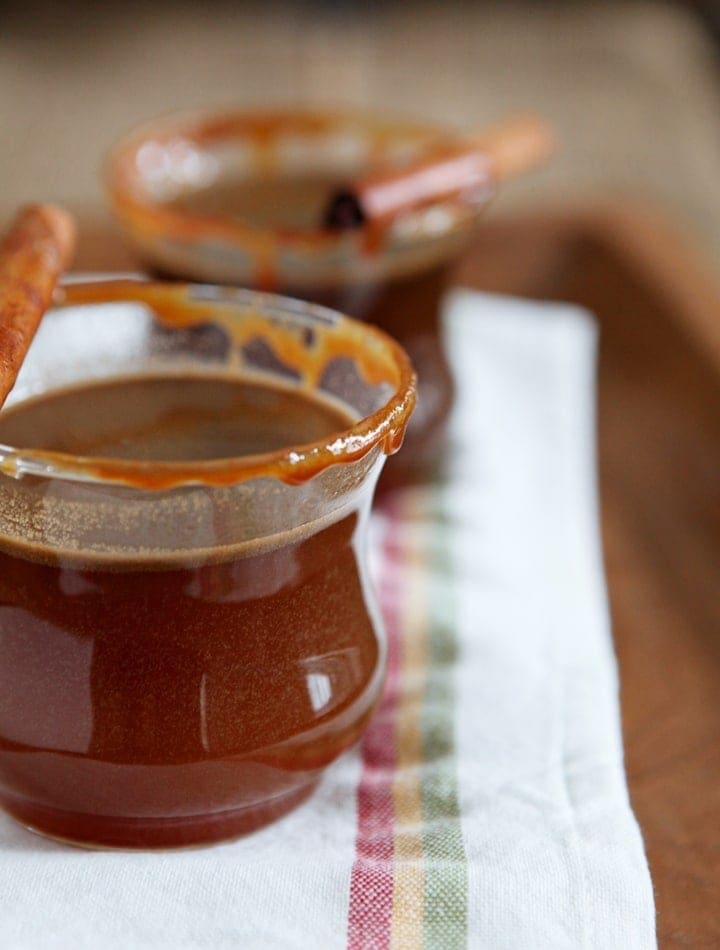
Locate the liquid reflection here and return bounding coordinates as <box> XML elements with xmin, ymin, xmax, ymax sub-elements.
<box><xmin>0</xmin><ymin>511</ymin><xmax>384</xmax><ymax>846</ymax></box>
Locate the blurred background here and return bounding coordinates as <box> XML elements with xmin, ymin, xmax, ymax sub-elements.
<box><xmin>3</xmin><ymin>0</ymin><xmax>720</xmax><ymax>254</ymax></box>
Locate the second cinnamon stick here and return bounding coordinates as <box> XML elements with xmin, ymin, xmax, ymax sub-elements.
<box><xmin>324</xmin><ymin>114</ymin><xmax>555</xmax><ymax>230</ymax></box>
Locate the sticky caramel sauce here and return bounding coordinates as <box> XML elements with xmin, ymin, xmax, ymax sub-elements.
<box><xmin>1</xmin><ymin>280</ymin><xmax>415</xmax><ymax>491</ymax></box>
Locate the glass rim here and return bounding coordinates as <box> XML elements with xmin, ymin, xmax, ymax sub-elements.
<box><xmin>0</xmin><ymin>278</ymin><xmax>417</xmax><ymax>491</ymax></box>
<box><xmin>104</xmin><ymin>106</ymin><xmax>476</xmax><ymax>252</ymax></box>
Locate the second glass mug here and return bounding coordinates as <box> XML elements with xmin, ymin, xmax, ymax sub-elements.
<box><xmin>0</xmin><ymin>278</ymin><xmax>415</xmax><ymax>848</ymax></box>
<box><xmin>106</xmin><ymin>110</ymin><xmax>491</xmax><ymax>484</ymax></box>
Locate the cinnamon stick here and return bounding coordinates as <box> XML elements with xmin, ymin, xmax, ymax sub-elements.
<box><xmin>324</xmin><ymin>114</ymin><xmax>555</xmax><ymax>230</ymax></box>
<box><xmin>0</xmin><ymin>205</ymin><xmax>76</xmax><ymax>409</ymax></box>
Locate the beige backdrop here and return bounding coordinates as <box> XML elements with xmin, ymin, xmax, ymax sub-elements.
<box><xmin>3</xmin><ymin>0</ymin><xmax>720</xmax><ymax>257</ymax></box>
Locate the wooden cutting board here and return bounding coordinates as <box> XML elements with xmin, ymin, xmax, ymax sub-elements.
<box><xmin>75</xmin><ymin>203</ymin><xmax>719</xmax><ymax>947</ymax></box>
<box><xmin>456</xmin><ymin>204</ymin><xmax>720</xmax><ymax>948</ymax></box>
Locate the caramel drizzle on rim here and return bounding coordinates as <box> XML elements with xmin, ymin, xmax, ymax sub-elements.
<box><xmin>0</xmin><ymin>279</ymin><xmax>416</xmax><ymax>490</ymax></box>
<box><xmin>104</xmin><ymin>110</ymin><xmax>451</xmax><ymax>288</ymax></box>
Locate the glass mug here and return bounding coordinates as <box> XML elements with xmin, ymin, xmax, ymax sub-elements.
<box><xmin>0</xmin><ymin>279</ymin><xmax>415</xmax><ymax>848</ymax></box>
<box><xmin>105</xmin><ymin>110</ymin><xmax>492</xmax><ymax>485</ymax></box>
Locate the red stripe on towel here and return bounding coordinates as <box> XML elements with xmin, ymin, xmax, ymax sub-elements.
<box><xmin>347</xmin><ymin>510</ymin><xmax>403</xmax><ymax>949</ymax></box>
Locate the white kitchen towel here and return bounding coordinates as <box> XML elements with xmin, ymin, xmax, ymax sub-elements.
<box><xmin>0</xmin><ymin>290</ymin><xmax>655</xmax><ymax>949</ymax></box>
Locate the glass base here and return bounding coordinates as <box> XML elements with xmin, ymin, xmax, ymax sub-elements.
<box><xmin>0</xmin><ymin>781</ymin><xmax>318</xmax><ymax>850</ymax></box>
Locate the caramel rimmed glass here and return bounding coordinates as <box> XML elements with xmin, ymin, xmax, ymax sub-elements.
<box><xmin>104</xmin><ymin>109</ymin><xmax>485</xmax><ymax>289</ymax></box>
<box><xmin>104</xmin><ymin>110</ymin><xmax>492</xmax><ymax>484</ymax></box>
<box><xmin>0</xmin><ymin>279</ymin><xmax>415</xmax><ymax>848</ymax></box>
<box><xmin>0</xmin><ymin>277</ymin><xmax>416</xmax><ymax>491</ymax></box>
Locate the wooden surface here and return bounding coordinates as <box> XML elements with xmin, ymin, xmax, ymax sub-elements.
<box><xmin>70</xmin><ymin>203</ymin><xmax>720</xmax><ymax>945</ymax></box>
<box><xmin>457</xmin><ymin>205</ymin><xmax>720</xmax><ymax>948</ymax></box>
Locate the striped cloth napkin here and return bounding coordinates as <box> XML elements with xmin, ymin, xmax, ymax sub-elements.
<box><xmin>0</xmin><ymin>290</ymin><xmax>655</xmax><ymax>949</ymax></box>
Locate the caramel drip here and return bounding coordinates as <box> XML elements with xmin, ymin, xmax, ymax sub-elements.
<box><xmin>105</xmin><ymin>109</ymin><xmax>442</xmax><ymax>274</ymax></box>
<box><xmin>61</xmin><ymin>280</ymin><xmax>399</xmax><ymax>390</ymax></box>
<box><xmin>0</xmin><ymin>279</ymin><xmax>416</xmax><ymax>490</ymax></box>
